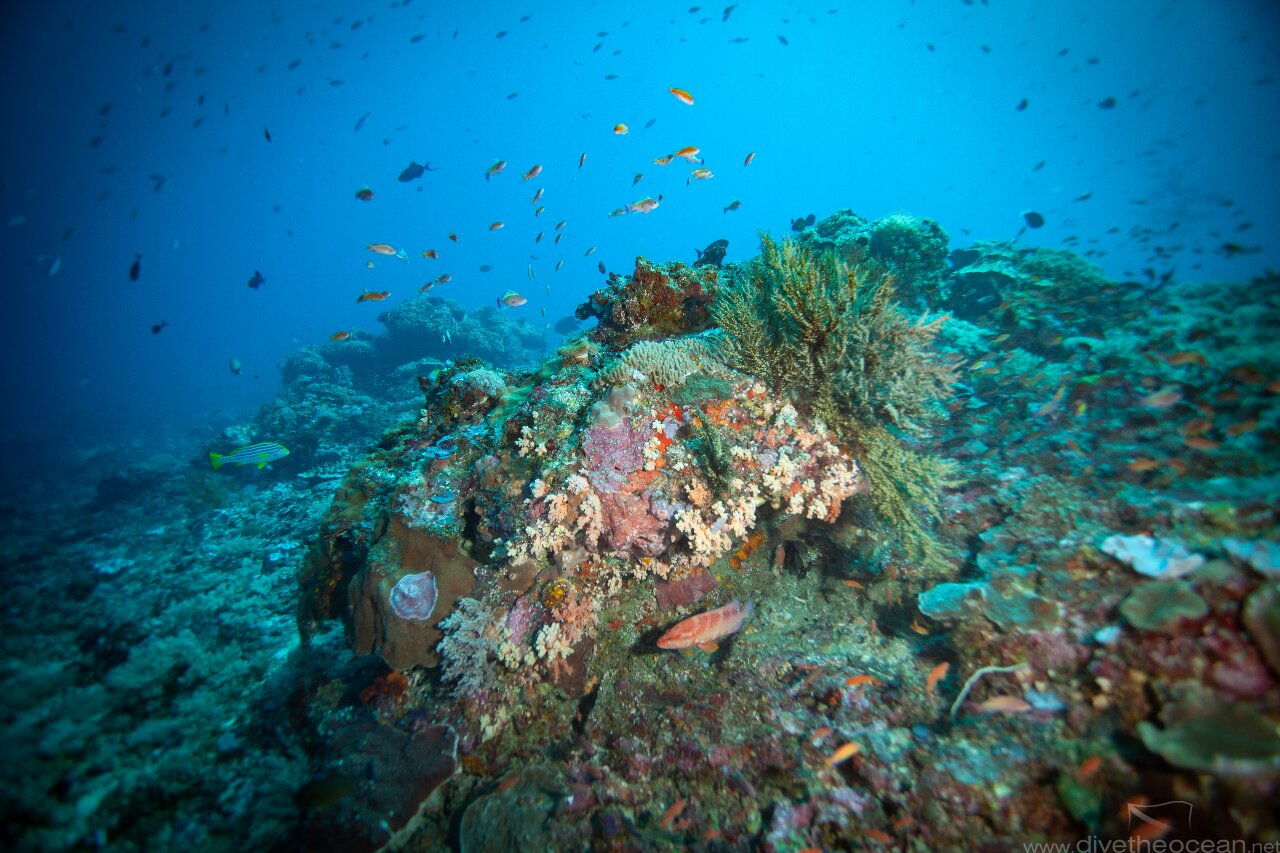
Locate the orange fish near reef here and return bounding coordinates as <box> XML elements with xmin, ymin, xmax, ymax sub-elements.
<box><xmin>329</xmin><ymin>331</ymin><xmax>351</xmax><ymax>341</ymax></box>
<box><xmin>845</xmin><ymin>674</ymin><xmax>880</xmax><ymax>688</ymax></box>
<box><xmin>824</xmin><ymin>742</ymin><xmax>861</xmax><ymax>767</ymax></box>
<box><xmin>1161</xmin><ymin>350</ymin><xmax>1207</xmax><ymax>368</ymax></box>
<box><xmin>925</xmin><ymin>662</ymin><xmax>950</xmax><ymax>694</ymax></box>
<box><xmin>657</xmin><ymin>599</ymin><xmax>753</xmax><ymax>650</ymax></box>
<box><xmin>356</xmin><ymin>290</ymin><xmax>390</xmax><ymax>302</ymax></box>
<box><xmin>975</xmin><ymin>695</ymin><xmax>1033</xmax><ymax>713</ymax></box>
<box><xmin>669</xmin><ymin>86</ymin><xmax>695</xmax><ymax>105</ymax></box>
<box><xmin>1076</xmin><ymin>756</ymin><xmax>1103</xmax><ymax>781</ymax></box>
<box><xmin>1140</xmin><ymin>389</ymin><xmax>1182</xmax><ymax>409</ymax></box>
<box><xmin>367</xmin><ymin>243</ymin><xmax>396</xmax><ymax>255</ymax></box>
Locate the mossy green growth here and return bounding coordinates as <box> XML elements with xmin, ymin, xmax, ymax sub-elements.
<box><xmin>1054</xmin><ymin>773</ymin><xmax>1102</xmax><ymax>832</ymax></box>
<box><xmin>712</xmin><ymin>235</ymin><xmax>958</xmax><ymax>572</ymax></box>
<box><xmin>1138</xmin><ymin>705</ymin><xmax>1280</xmax><ymax>777</ymax></box>
<box><xmin>689</xmin><ymin>419</ymin><xmax>734</xmax><ymax>499</ymax></box>
<box><xmin>1119</xmin><ymin>580</ymin><xmax>1208</xmax><ymax>633</ymax></box>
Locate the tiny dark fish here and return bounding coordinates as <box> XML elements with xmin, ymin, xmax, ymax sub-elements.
<box><xmin>1098</xmin><ymin>97</ymin><xmax>1116</xmax><ymax>109</ymax></box>
<box><xmin>777</xmin><ymin>34</ymin><xmax>788</xmax><ymax>45</ymax></box>
<box><xmin>496</xmin><ymin>30</ymin><xmax>508</xmax><ymax>38</ymax></box>
<box><xmin>1031</xmin><ymin>160</ymin><xmax>1045</xmax><ymax>172</ymax></box>
<box><xmin>598</xmin><ymin>261</ymin><xmax>606</xmax><ymax>274</ymax></box>
<box><xmin>644</xmin><ymin>118</ymin><xmax>656</xmax><ymax>129</ymax></box>
<box><xmin>287</xmin><ymin>59</ymin><xmax>301</xmax><ymax>70</ymax></box>
<box><xmin>410</xmin><ymin>33</ymin><xmax>425</xmax><ymax>43</ymax></box>
<box><xmin>1015</xmin><ymin>98</ymin><xmax>1028</xmax><ymax>111</ymax></box>
<box><xmin>151</xmin><ymin>320</ymin><xmax>168</xmax><ymax>334</ymax></box>
<box><xmin>263</xmin><ymin>125</ymin><xmax>272</xmax><ymax>142</ymax></box>
<box><xmin>1023</xmin><ymin>211</ymin><xmax>1045</xmax><ymax>229</ymax></box>
<box><xmin>927</xmin><ymin>43</ymin><xmax>935</xmax><ymax>51</ymax></box>
<box><xmin>604</xmin><ymin>74</ymin><xmax>618</xmax><ymax>80</ymax></box>
<box><xmin>520</xmin><ymin>14</ymin><xmax>532</xmax><ymax>22</ymax></box>
<box><xmin>729</xmin><ymin>36</ymin><xmax>748</xmax><ymax>43</ymax></box>
<box><xmin>593</xmin><ymin>43</ymin><xmax>602</xmax><ymax>52</ymax></box>
<box><xmin>1074</xmin><ymin>192</ymin><xmax>1092</xmax><ymax>202</ymax></box>
<box><xmin>399</xmin><ymin>161</ymin><xmax>427</xmax><ymax>182</ymax></box>
<box><xmin>247</xmin><ymin>270</ymin><xmax>265</xmax><ymax>290</ymax></box>
<box><xmin>553</xmin><ymin>316</ymin><xmax>579</xmax><ymax>334</ymax></box>
<box><xmin>354</xmin><ymin>112</ymin><xmax>371</xmax><ymax>131</ymax></box>
<box><xmin>294</xmin><ymin>773</ymin><xmax>358</xmax><ymax>810</ymax></box>
<box><xmin>723</xmin><ymin>4</ymin><xmax>736</xmax><ymax>21</ymax></box>
<box><xmin>129</xmin><ymin>253</ymin><xmax>142</xmax><ymax>281</ymax></box>
<box><xmin>507</xmin><ymin>91</ymin><xmax>519</xmax><ymax>99</ymax></box>
<box><xmin>980</xmin><ymin>44</ymin><xmax>991</xmax><ymax>54</ymax></box>
<box><xmin>479</xmin><ymin>264</ymin><xmax>493</xmax><ymax>272</ymax></box>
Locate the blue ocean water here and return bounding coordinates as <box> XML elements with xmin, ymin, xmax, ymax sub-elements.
<box><xmin>2</xmin><ymin>1</ymin><xmax>1279</xmax><ymax>850</ymax></box>
<box><xmin>2</xmin><ymin>0</ymin><xmax>1276</xmax><ymax>457</ymax></box>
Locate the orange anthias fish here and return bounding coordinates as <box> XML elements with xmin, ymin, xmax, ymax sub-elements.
<box><xmin>329</xmin><ymin>331</ymin><xmax>351</xmax><ymax>341</ymax></box>
<box><xmin>489</xmin><ymin>221</ymin><xmax>504</xmax><ymax>231</ymax></box>
<box><xmin>433</xmin><ymin>274</ymin><xmax>452</xmax><ymax>284</ymax></box>
<box><xmin>690</xmin><ymin>168</ymin><xmax>714</xmax><ymax>180</ymax></box>
<box><xmin>484</xmin><ymin>159</ymin><xmax>507</xmax><ymax>181</ymax></box>
<box><xmin>657</xmin><ymin>599</ymin><xmax>753</xmax><ymax>651</ymax></box>
<box><xmin>824</xmin><ymin>742</ymin><xmax>860</xmax><ymax>767</ymax></box>
<box><xmin>845</xmin><ymin>675</ymin><xmax>881</xmax><ymax>688</ymax></box>
<box><xmin>669</xmin><ymin>86</ymin><xmax>695</xmax><ymax>105</ymax></box>
<box><xmin>422</xmin><ymin>249</ymin><xmax>438</xmax><ymax>259</ymax></box>
<box><xmin>523</xmin><ymin>164</ymin><xmax>542</xmax><ymax>180</ymax></box>
<box><xmin>975</xmin><ymin>695</ymin><xmax>1033</xmax><ymax>713</ymax></box>
<box><xmin>531</xmin><ymin>187</ymin><xmax>544</xmax><ymax>204</ymax></box>
<box><xmin>354</xmin><ymin>186</ymin><xmax>374</xmax><ymax>201</ymax></box>
<box><xmin>1140</xmin><ymin>389</ymin><xmax>1182</xmax><ymax>409</ymax></box>
<box><xmin>1161</xmin><ymin>350</ymin><xmax>1207</xmax><ymax>368</ymax></box>
<box><xmin>613</xmin><ymin>123</ymin><xmax>629</xmax><ymax>135</ymax></box>
<box><xmin>653</xmin><ymin>154</ymin><xmax>675</xmax><ymax>166</ymax></box>
<box><xmin>367</xmin><ymin>243</ymin><xmax>396</xmax><ymax>255</ymax></box>
<box><xmin>925</xmin><ymin>662</ymin><xmax>950</xmax><ymax>694</ymax></box>
<box><xmin>673</xmin><ymin>145</ymin><xmax>702</xmax><ymax>162</ymax></box>
<box><xmin>1076</xmin><ymin>756</ymin><xmax>1103</xmax><ymax>781</ymax></box>
<box><xmin>356</xmin><ymin>290</ymin><xmax>390</xmax><ymax>302</ymax></box>
<box><xmin>1227</xmin><ymin>418</ymin><xmax>1258</xmax><ymax>437</ymax></box>
<box><xmin>448</xmin><ymin>233</ymin><xmax>459</xmax><ymax>242</ymax></box>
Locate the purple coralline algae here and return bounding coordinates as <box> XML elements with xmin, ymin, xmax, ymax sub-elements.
<box><xmin>388</xmin><ymin>570</ymin><xmax>438</xmax><ymax>620</ymax></box>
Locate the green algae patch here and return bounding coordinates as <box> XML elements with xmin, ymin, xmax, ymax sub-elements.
<box><xmin>1138</xmin><ymin>706</ymin><xmax>1280</xmax><ymax>777</ymax></box>
<box><xmin>1119</xmin><ymin>580</ymin><xmax>1208</xmax><ymax>633</ymax></box>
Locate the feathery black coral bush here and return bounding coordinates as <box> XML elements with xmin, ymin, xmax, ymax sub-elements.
<box><xmin>713</xmin><ymin>235</ymin><xmax>958</xmax><ymax>573</ymax></box>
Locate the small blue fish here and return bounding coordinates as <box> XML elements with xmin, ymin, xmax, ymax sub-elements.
<box><xmin>210</xmin><ymin>441</ymin><xmax>289</xmax><ymax>470</ymax></box>
<box><xmin>429</xmin><ymin>491</ymin><xmax>456</xmax><ymax>504</ymax></box>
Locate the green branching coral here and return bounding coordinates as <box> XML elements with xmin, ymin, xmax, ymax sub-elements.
<box><xmin>713</xmin><ymin>235</ymin><xmax>958</xmax><ymax>572</ymax></box>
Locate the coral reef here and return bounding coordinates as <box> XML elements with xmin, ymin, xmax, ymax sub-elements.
<box><xmin>575</xmin><ymin>257</ymin><xmax>719</xmax><ymax>350</ymax></box>
<box><xmin>8</xmin><ymin>207</ymin><xmax>1280</xmax><ymax>851</ymax></box>
<box><xmin>713</xmin><ymin>235</ymin><xmax>958</xmax><ymax>571</ymax></box>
